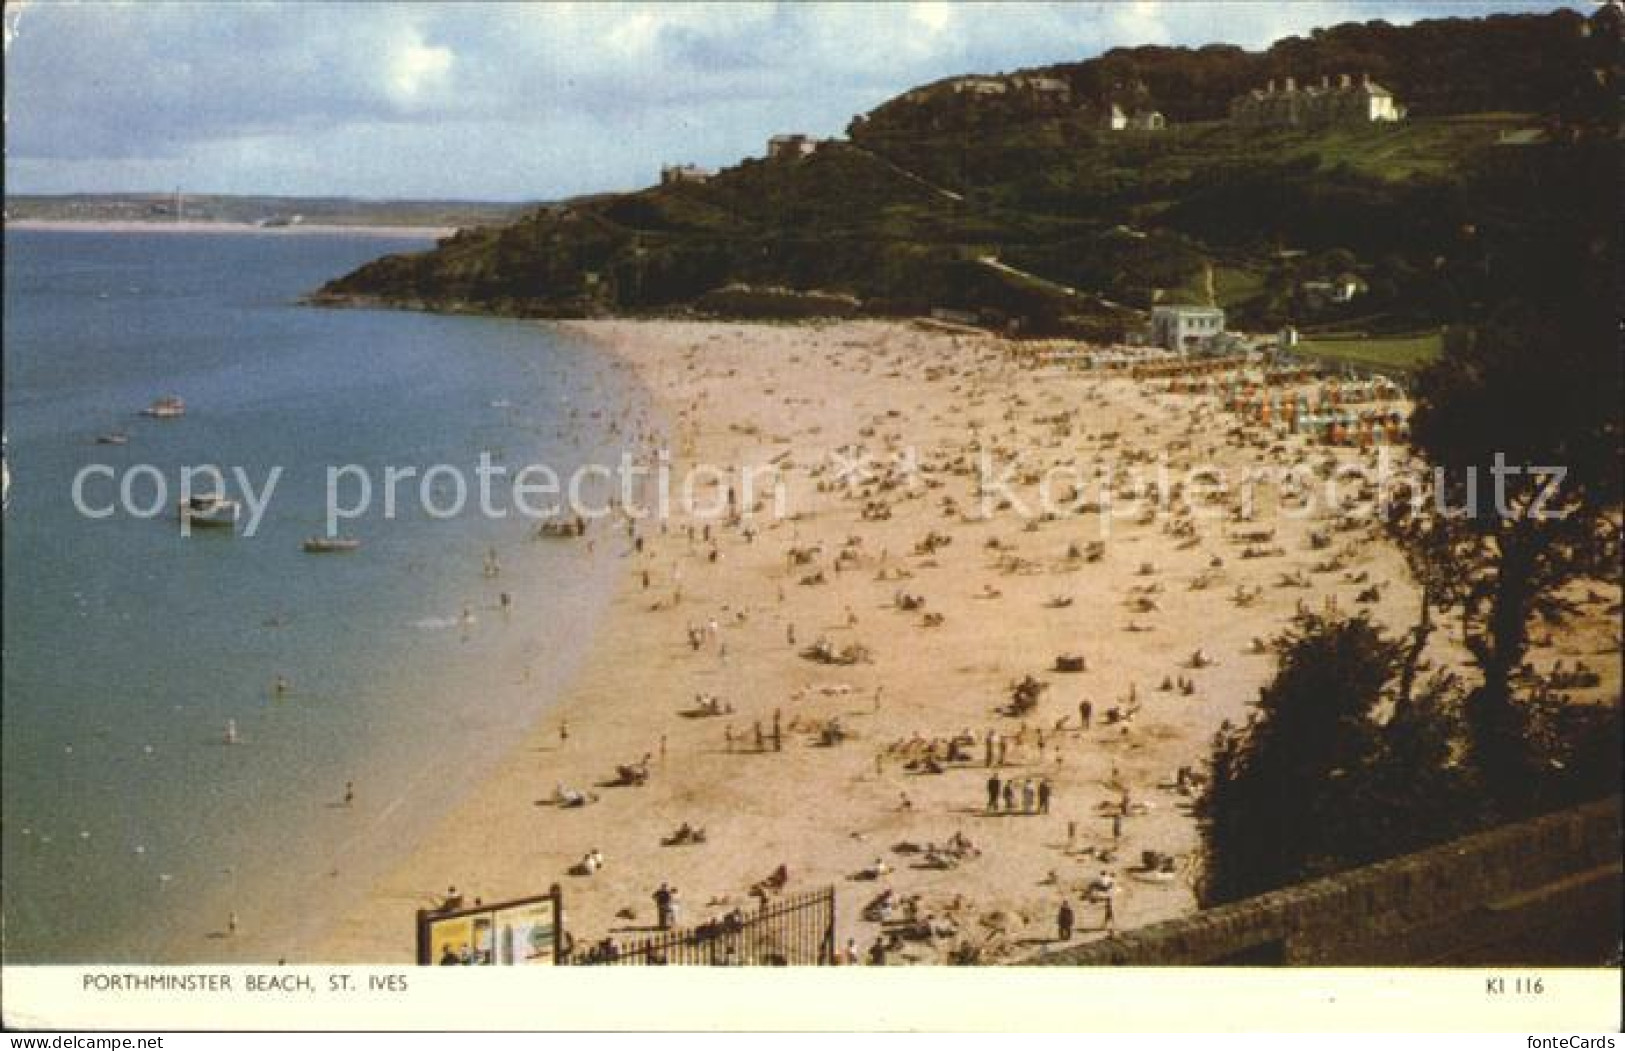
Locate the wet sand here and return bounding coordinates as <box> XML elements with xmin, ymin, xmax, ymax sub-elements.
<box><xmin>315</xmin><ymin>319</ymin><xmax>1620</xmax><ymax>964</ymax></box>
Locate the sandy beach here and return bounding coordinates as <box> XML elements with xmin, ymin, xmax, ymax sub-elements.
<box><xmin>5</xmin><ymin>219</ymin><xmax>456</xmax><ymax>239</ymax></box>
<box><xmin>313</xmin><ymin>319</ymin><xmax>1621</xmax><ymax>965</ymax></box>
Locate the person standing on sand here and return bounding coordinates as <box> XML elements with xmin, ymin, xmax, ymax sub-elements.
<box><xmin>1057</xmin><ymin>900</ymin><xmax>1075</xmax><ymax>942</ymax></box>
<box><xmin>1038</xmin><ymin>779</ymin><xmax>1052</xmax><ymax>814</ymax></box>
<box><xmin>997</xmin><ymin>735</ymin><xmax>1008</xmax><ymax>766</ymax></box>
<box><xmin>986</xmin><ymin>773</ymin><xmax>1001</xmax><ymax>811</ymax></box>
<box><xmin>984</xmin><ymin>731</ymin><xmax>995</xmax><ymax>768</ymax></box>
<box><xmin>1002</xmin><ymin>781</ymin><xmax>1016</xmax><ymax>812</ymax></box>
<box><xmin>654</xmin><ymin>883</ymin><xmax>673</xmax><ymax>929</ymax></box>
<box><xmin>1079</xmin><ymin>700</ymin><xmax>1093</xmax><ymax>730</ymax></box>
<box><xmin>1021</xmin><ymin>779</ymin><xmax>1036</xmax><ymax>814</ymax></box>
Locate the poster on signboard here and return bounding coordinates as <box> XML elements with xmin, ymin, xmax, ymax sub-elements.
<box><xmin>425</xmin><ymin>914</ymin><xmax>476</xmax><ymax>966</ymax></box>
<box><xmin>419</xmin><ymin>889</ymin><xmax>560</xmax><ymax>966</ymax></box>
<box><xmin>494</xmin><ymin>898</ymin><xmax>557</xmax><ymax>966</ymax></box>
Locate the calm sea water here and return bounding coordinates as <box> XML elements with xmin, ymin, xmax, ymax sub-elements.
<box><xmin>2</xmin><ymin>230</ymin><xmax>640</xmax><ymax>962</ymax></box>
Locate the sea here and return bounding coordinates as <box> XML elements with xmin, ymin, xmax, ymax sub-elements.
<box><xmin>1</xmin><ymin>228</ymin><xmax>642</xmax><ymax>963</ymax></box>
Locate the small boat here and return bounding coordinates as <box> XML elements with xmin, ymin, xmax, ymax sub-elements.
<box><xmin>96</xmin><ymin>432</ymin><xmax>130</xmax><ymax>446</ymax></box>
<box><xmin>142</xmin><ymin>395</ymin><xmax>186</xmax><ymax>419</ymax></box>
<box><xmin>303</xmin><ymin>536</ymin><xmax>361</xmax><ymax>554</ymax></box>
<box><xmin>179</xmin><ymin>493</ymin><xmax>239</xmax><ymax>529</ymax></box>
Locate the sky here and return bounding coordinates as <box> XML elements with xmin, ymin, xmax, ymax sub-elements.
<box><xmin>2</xmin><ymin>1</ymin><xmax>1586</xmax><ymax>202</ymax></box>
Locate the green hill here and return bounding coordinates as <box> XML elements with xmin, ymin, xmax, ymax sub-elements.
<box><xmin>316</xmin><ymin>6</ymin><xmax>1621</xmax><ymax>339</ymax></box>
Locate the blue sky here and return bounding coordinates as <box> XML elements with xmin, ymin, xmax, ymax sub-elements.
<box><xmin>3</xmin><ymin>1</ymin><xmax>1584</xmax><ymax>201</ymax></box>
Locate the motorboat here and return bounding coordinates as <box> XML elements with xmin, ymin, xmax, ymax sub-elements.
<box><xmin>179</xmin><ymin>493</ymin><xmax>239</xmax><ymax>529</ymax></box>
<box><xmin>141</xmin><ymin>395</ymin><xmax>186</xmax><ymax>419</ymax></box>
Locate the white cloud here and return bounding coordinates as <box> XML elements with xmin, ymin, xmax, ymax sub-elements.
<box><xmin>385</xmin><ymin>27</ymin><xmax>454</xmax><ymax>108</ymax></box>
<box><xmin>910</xmin><ymin>2</ymin><xmax>954</xmax><ymax>34</ymax></box>
<box><xmin>4</xmin><ymin>1</ymin><xmax>1584</xmax><ymax>199</ymax></box>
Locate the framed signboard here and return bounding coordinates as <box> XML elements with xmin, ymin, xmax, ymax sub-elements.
<box><xmin>417</xmin><ymin>884</ymin><xmax>564</xmax><ymax>966</ymax></box>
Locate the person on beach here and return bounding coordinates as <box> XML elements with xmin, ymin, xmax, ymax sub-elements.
<box><xmin>1002</xmin><ymin>781</ymin><xmax>1016</xmax><ymax>812</ymax></box>
<box><xmin>1057</xmin><ymin>900</ymin><xmax>1075</xmax><ymax>942</ymax></box>
<box><xmin>654</xmin><ymin>883</ymin><xmax>674</xmax><ymax>929</ymax></box>
<box><xmin>1079</xmin><ymin>700</ymin><xmax>1093</xmax><ymax>730</ymax></box>
<box><xmin>984</xmin><ymin>731</ymin><xmax>995</xmax><ymax>768</ymax></box>
<box><xmin>1021</xmin><ymin>779</ymin><xmax>1036</xmax><ymax>814</ymax></box>
<box><xmin>343</xmin><ymin>781</ymin><xmax>355</xmax><ymax>807</ymax></box>
<box><xmin>986</xmin><ymin>773</ymin><xmax>1001</xmax><ymax>811</ymax></box>
<box><xmin>1038</xmin><ymin>779</ymin><xmax>1052</xmax><ymax>814</ymax></box>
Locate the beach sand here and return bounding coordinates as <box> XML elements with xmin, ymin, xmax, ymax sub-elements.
<box><xmin>313</xmin><ymin>319</ymin><xmax>1621</xmax><ymax>965</ymax></box>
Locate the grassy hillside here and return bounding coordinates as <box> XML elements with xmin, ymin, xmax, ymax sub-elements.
<box><xmin>317</xmin><ymin>6</ymin><xmax>1621</xmax><ymax>340</ymax></box>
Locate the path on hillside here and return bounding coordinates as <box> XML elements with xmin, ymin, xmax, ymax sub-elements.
<box><xmin>976</xmin><ymin>255</ymin><xmax>1132</xmax><ymax>313</ymax></box>
<box><xmin>848</xmin><ymin>145</ymin><xmax>964</xmax><ymax>203</ymax></box>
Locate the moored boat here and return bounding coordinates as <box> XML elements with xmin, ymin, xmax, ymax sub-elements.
<box><xmin>179</xmin><ymin>493</ymin><xmax>239</xmax><ymax>529</ymax></box>
<box><xmin>141</xmin><ymin>395</ymin><xmax>186</xmax><ymax>419</ymax></box>
<box><xmin>303</xmin><ymin>536</ymin><xmax>361</xmax><ymax>553</ymax></box>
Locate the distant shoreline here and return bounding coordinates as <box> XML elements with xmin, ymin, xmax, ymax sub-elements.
<box><xmin>5</xmin><ymin>218</ymin><xmax>455</xmax><ymax>239</ymax></box>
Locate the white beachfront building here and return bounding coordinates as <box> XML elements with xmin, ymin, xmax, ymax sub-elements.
<box><xmin>1150</xmin><ymin>305</ymin><xmax>1227</xmax><ymax>352</ymax></box>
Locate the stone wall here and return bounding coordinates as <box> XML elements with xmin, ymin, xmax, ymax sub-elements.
<box><xmin>1031</xmin><ymin>796</ymin><xmax>1621</xmax><ymax>966</ymax></box>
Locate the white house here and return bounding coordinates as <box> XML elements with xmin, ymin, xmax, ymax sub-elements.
<box><xmin>660</xmin><ymin>164</ymin><xmax>714</xmax><ymax>185</ymax></box>
<box><xmin>1150</xmin><ymin>305</ymin><xmax>1227</xmax><ymax>352</ymax></box>
<box><xmin>767</xmin><ymin>134</ymin><xmax>822</xmax><ymax>160</ymax></box>
<box><xmin>1231</xmin><ymin>73</ymin><xmax>1405</xmax><ymax>128</ymax></box>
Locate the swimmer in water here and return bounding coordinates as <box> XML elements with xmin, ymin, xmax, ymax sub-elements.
<box><xmin>224</xmin><ymin>720</ymin><xmax>240</xmax><ymax>746</ymax></box>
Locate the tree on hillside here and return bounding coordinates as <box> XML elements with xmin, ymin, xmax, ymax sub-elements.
<box><xmin>1196</xmin><ymin>615</ymin><xmax>1479</xmax><ymax>907</ymax></box>
<box><xmin>1394</xmin><ymin>290</ymin><xmax>1622</xmax><ymax>814</ymax></box>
